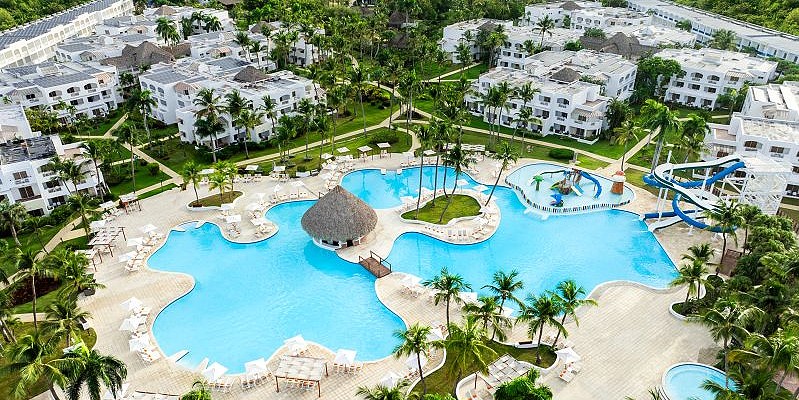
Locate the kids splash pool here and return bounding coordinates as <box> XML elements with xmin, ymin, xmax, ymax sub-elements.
<box><xmin>150</xmin><ymin>165</ymin><xmax>676</xmax><ymax>373</ymax></box>
<box><xmin>662</xmin><ymin>363</ymin><xmax>735</xmax><ymax>400</ymax></box>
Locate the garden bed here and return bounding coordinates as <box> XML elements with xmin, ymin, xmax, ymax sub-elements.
<box><xmin>188</xmin><ymin>191</ymin><xmax>243</xmax><ymax>208</ymax></box>
<box><xmin>402</xmin><ymin>195</ymin><xmax>481</xmax><ymax>225</ymax></box>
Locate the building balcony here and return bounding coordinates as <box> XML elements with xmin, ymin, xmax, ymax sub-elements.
<box><xmin>743</xmin><ymin>147</ymin><xmax>760</xmax><ymax>152</ymax></box>
<box><xmin>557</xmin><ymin>103</ymin><xmax>569</xmax><ymax>109</ymax></box>
<box><xmin>19</xmin><ymin>194</ymin><xmax>42</xmax><ymax>202</ymax></box>
<box><xmin>47</xmin><ymin>186</ymin><xmax>63</xmax><ymax>194</ymax></box>
<box><xmin>14</xmin><ymin>177</ymin><xmax>31</xmax><ymax>184</ymax></box>
<box><xmin>771</xmin><ymin>152</ymin><xmax>786</xmax><ymax>158</ymax></box>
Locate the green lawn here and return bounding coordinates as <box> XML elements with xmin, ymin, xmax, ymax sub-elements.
<box><xmin>190</xmin><ymin>191</ymin><xmax>242</xmax><ymax>207</ymax></box>
<box><xmin>335</xmin><ymin>101</ymin><xmax>393</xmax><ymax>136</ymax></box>
<box><xmin>10</xmin><ymin>285</ymin><xmax>64</xmax><ymax>314</ymax></box>
<box><xmin>402</xmin><ymin>195</ymin><xmax>481</xmax><ymax>224</ymax></box>
<box><xmin>413</xmin><ymin>341</ymin><xmax>556</xmax><ymax>396</ymax></box>
<box><xmin>0</xmin><ymin>324</ymin><xmax>97</xmax><ymax>399</ymax></box>
<box><xmin>81</xmin><ymin>109</ymin><xmax>125</xmax><ymax>136</ymax></box>
<box><xmin>417</xmin><ymin>61</ymin><xmax>462</xmax><ymax>80</ymax></box>
<box><xmin>107</xmin><ymin>167</ymin><xmax>172</xmax><ymax>197</ymax></box>
<box><xmin>139</xmin><ymin>183</ymin><xmax>178</xmax><ymax>200</ymax></box>
<box><xmin>458</xmin><ymin>63</ymin><xmax>489</xmax><ymax>80</ymax></box>
<box><xmin>102</xmin><ymin>141</ymin><xmax>132</xmax><ymax>164</ymax></box>
<box><xmin>145</xmin><ymin>137</ymin><xmax>204</xmax><ymax>174</ymax></box>
<box><xmin>1</xmin><ymin>215</ymin><xmax>81</xmax><ymax>275</ymax></box>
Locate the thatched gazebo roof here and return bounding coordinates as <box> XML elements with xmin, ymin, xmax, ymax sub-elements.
<box><xmin>301</xmin><ymin>186</ymin><xmax>377</xmax><ymax>242</ymax></box>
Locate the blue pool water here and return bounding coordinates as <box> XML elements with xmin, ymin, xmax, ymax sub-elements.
<box><xmin>152</xmin><ymin>165</ymin><xmax>676</xmax><ymax>373</ymax></box>
<box><xmin>663</xmin><ymin>364</ymin><xmax>734</xmax><ymax>400</ymax></box>
<box><xmin>150</xmin><ymin>202</ymin><xmax>405</xmax><ymax>373</ymax></box>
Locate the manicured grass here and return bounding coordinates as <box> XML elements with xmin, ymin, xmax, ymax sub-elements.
<box><xmin>145</xmin><ymin>137</ymin><xmax>204</xmax><ymax>174</ymax></box>
<box><xmin>335</xmin><ymin>102</ymin><xmax>393</xmax><ymax>136</ymax></box>
<box><xmin>413</xmin><ymin>341</ymin><xmax>556</xmax><ymax>396</ymax></box>
<box><xmin>402</xmin><ymin>195</ymin><xmax>481</xmax><ymax>224</ymax></box>
<box><xmin>10</xmin><ymin>285</ymin><xmax>64</xmax><ymax>314</ymax></box>
<box><xmin>139</xmin><ymin>183</ymin><xmax>178</xmax><ymax>199</ymax></box>
<box><xmin>81</xmin><ymin>109</ymin><xmax>125</xmax><ymax>136</ymax></box>
<box><xmin>107</xmin><ymin>168</ymin><xmax>172</xmax><ymax>197</ymax></box>
<box><xmin>0</xmin><ymin>324</ymin><xmax>97</xmax><ymax>399</ymax></box>
<box><xmin>104</xmin><ymin>141</ymin><xmax>133</xmax><ymax>164</ymax></box>
<box><xmin>417</xmin><ymin>61</ymin><xmax>462</xmax><ymax>80</ymax></box>
<box><xmin>458</xmin><ymin>63</ymin><xmax>489</xmax><ymax>80</ymax></box>
<box><xmin>189</xmin><ymin>191</ymin><xmax>242</xmax><ymax>207</ymax></box>
<box><xmin>623</xmin><ymin>168</ymin><xmax>660</xmax><ymax>197</ymax></box>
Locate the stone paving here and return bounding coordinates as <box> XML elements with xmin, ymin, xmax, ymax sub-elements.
<box><xmin>68</xmin><ymin>155</ymin><xmax>721</xmax><ymax>400</ymax></box>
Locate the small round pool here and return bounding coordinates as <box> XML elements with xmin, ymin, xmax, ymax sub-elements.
<box><xmin>662</xmin><ymin>363</ymin><xmax>735</xmax><ymax>400</ymax></box>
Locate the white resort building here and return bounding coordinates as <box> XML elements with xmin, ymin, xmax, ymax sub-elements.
<box><xmin>0</xmin><ymin>105</ymin><xmax>105</xmax><ymax>215</ymax></box>
<box><xmin>439</xmin><ymin>19</ymin><xmax>513</xmax><ymax>63</ymax></box>
<box><xmin>627</xmin><ymin>0</ymin><xmax>799</xmax><ymax>62</ymax></box>
<box><xmin>465</xmin><ymin>67</ymin><xmax>608</xmax><ymax>143</ymax></box>
<box><xmin>139</xmin><ymin>58</ymin><xmax>321</xmax><ymax>148</ymax></box>
<box><xmin>0</xmin><ymin>61</ymin><xmax>123</xmax><ymax>119</ymax></box>
<box><xmin>0</xmin><ymin>0</ymin><xmax>134</xmax><ymax>69</ymax></box>
<box><xmin>657</xmin><ymin>48</ymin><xmax>777</xmax><ymax>109</ymax></box>
<box><xmin>522</xmin><ymin>1</ymin><xmax>650</xmax><ymax>32</ymax></box>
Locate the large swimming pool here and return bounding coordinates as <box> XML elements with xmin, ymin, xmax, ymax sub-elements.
<box><xmin>151</xmin><ymin>165</ymin><xmax>676</xmax><ymax>373</ymax></box>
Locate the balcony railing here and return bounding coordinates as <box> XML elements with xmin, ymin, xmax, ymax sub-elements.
<box><xmin>14</xmin><ymin>177</ymin><xmax>30</xmax><ymax>184</ymax></box>
<box><xmin>557</xmin><ymin>103</ymin><xmax>569</xmax><ymax>109</ymax></box>
<box><xmin>771</xmin><ymin>152</ymin><xmax>786</xmax><ymax>158</ymax></box>
<box><xmin>47</xmin><ymin>186</ymin><xmax>63</xmax><ymax>193</ymax></box>
<box><xmin>19</xmin><ymin>194</ymin><xmax>42</xmax><ymax>202</ymax></box>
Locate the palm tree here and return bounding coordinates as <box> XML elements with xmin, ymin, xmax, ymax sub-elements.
<box><xmin>463</xmin><ymin>296</ymin><xmax>512</xmax><ymax>341</ymax></box>
<box><xmin>180</xmin><ymin>16</ymin><xmax>194</xmax><ymax>40</ymax></box>
<box><xmin>534</xmin><ymin>16</ymin><xmax>555</xmax><ymax>48</ymax></box>
<box><xmin>511</xmin><ymin>83</ymin><xmax>539</xmax><ymax>144</ymax></box>
<box><xmin>116</xmin><ymin>122</ymin><xmax>139</xmax><ymax>192</ymax></box>
<box><xmin>79</xmin><ymin>140</ymin><xmax>108</xmax><ymax>194</ymax></box>
<box><xmin>180</xmin><ymin>380</ymin><xmax>212</xmax><ymax>400</ymax></box>
<box><xmin>698</xmin><ymin>300</ymin><xmax>764</xmax><ymax>388</ymax></box>
<box><xmin>2</xmin><ymin>331</ymin><xmax>65</xmax><ymax>399</ymax></box>
<box><xmin>393</xmin><ymin>323</ymin><xmax>434</xmax><ymax>394</ymax></box>
<box><xmin>182</xmin><ymin>161</ymin><xmax>202</xmax><ymax>205</ymax></box>
<box><xmin>704</xmin><ymin>199</ymin><xmax>742</xmax><ymax>267</ymax></box>
<box><xmin>56</xmin><ymin>345</ymin><xmax>127</xmax><ymax>400</ymax></box>
<box><xmin>5</xmin><ymin>248</ymin><xmax>56</xmax><ymax>329</ymax></box>
<box><xmin>612</xmin><ymin>120</ymin><xmax>643</xmax><ymax>170</ymax></box>
<box><xmin>155</xmin><ymin>17</ymin><xmax>179</xmax><ymax>46</ymax></box>
<box><xmin>482</xmin><ymin>270</ymin><xmax>524</xmax><ymax>312</ymax></box>
<box><xmin>0</xmin><ymin>199</ymin><xmax>28</xmax><ymax>246</ymax></box>
<box><xmin>57</xmin><ymin>159</ymin><xmax>85</xmax><ymax>194</ymax></box>
<box><xmin>680</xmin><ymin>114</ymin><xmax>709</xmax><ymax>163</ymax></box>
<box><xmin>126</xmin><ymin>89</ymin><xmax>156</xmax><ymax>146</ymax></box>
<box><xmin>493</xmin><ymin>82</ymin><xmax>513</xmax><ymax>144</ymax></box>
<box><xmin>429</xmin><ymin>120</ymin><xmax>451</xmax><ymax>205</ymax></box>
<box><xmin>670</xmin><ymin>259</ymin><xmax>708</xmax><ymax>303</ymax></box>
<box><xmin>423</xmin><ymin>267</ymin><xmax>472</xmax><ymax>326</ymax></box>
<box><xmin>298</xmin><ymin>98</ymin><xmax>316</xmax><ymax>160</ymax></box>
<box><xmin>261</xmin><ymin>95</ymin><xmax>278</xmax><ymax>136</ymax></box>
<box><xmin>208</xmin><ymin>171</ymin><xmax>230</xmax><ymax>203</ymax></box>
<box><xmin>214</xmin><ymin>161</ymin><xmax>238</xmax><ymax>193</ymax></box>
<box><xmin>350</xmin><ymin>66</ymin><xmax>369</xmax><ymax>138</ymax></box>
<box><xmin>49</xmin><ymin>249</ymin><xmax>104</xmax><ymax>297</ymax></box>
<box><xmin>0</xmin><ymin>289</ymin><xmax>18</xmax><ymax>343</ymax></box>
<box><xmin>729</xmin><ymin>331</ymin><xmax>799</xmax><ymax>391</ymax></box>
<box><xmin>355</xmin><ymin>380</ymin><xmax>409</xmax><ymax>400</ymax></box>
<box><xmin>442</xmin><ymin>315</ymin><xmax>496</xmax><ymax>391</ymax></box>
<box><xmin>236</xmin><ymin>108</ymin><xmax>263</xmax><ymax>159</ymax></box>
<box><xmin>551</xmin><ymin>280</ymin><xmax>597</xmax><ymax>347</ymax></box>
<box><xmin>640</xmin><ymin>99</ymin><xmax>680</xmax><ymax>172</ymax></box>
<box><xmin>249</xmin><ymin>41</ymin><xmax>264</xmax><ymax>67</ymax></box>
<box><xmin>194</xmin><ymin>88</ymin><xmax>223</xmax><ymax>121</ymax></box>
<box><xmin>44</xmin><ymin>298</ymin><xmax>90</xmax><ymax>348</ymax></box>
<box><xmin>194</xmin><ymin>117</ymin><xmax>224</xmax><ymax>163</ymax></box>
<box><xmin>682</xmin><ymin>242</ymin><xmax>716</xmax><ymax>265</ymax></box>
<box><xmin>414</xmin><ymin>125</ymin><xmax>434</xmax><ymax>218</ymax></box>
<box><xmin>438</xmin><ymin>145</ymin><xmax>473</xmax><ymax>223</ymax></box>
<box><xmin>67</xmin><ymin>194</ymin><xmax>97</xmax><ymax>237</ymax></box>
<box><xmin>711</xmin><ymin>29</ymin><xmax>737</xmax><ymax>50</ymax></box>
<box><xmin>517</xmin><ymin>293</ymin><xmax>565</xmax><ymax>364</ymax></box>
<box><xmin>202</xmin><ymin>15</ymin><xmax>222</xmax><ymax>33</ymax></box>
<box><xmin>23</xmin><ymin>216</ymin><xmax>52</xmax><ymax>255</ymax></box>
<box><xmin>736</xmin><ymin>204</ymin><xmax>761</xmax><ymax>254</ymax></box>
<box><xmin>485</xmin><ymin>141</ymin><xmax>518</xmax><ymax>205</ymax></box>
<box><xmin>234</xmin><ymin>30</ymin><xmax>251</xmax><ymax>58</ymax></box>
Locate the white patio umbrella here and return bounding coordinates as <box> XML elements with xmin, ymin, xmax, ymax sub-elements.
<box><xmin>219</xmin><ymin>203</ymin><xmax>234</xmax><ymax>211</ymax></box>
<box><xmin>273</xmin><ymin>185</ymin><xmax>283</xmax><ymax>193</ymax></box>
<box><xmin>202</xmin><ymin>362</ymin><xmax>228</xmax><ymax>382</ymax></box>
<box><xmin>102</xmin><ymin>383</ymin><xmax>129</xmax><ymax>400</ymax></box>
<box><xmin>89</xmin><ymin>220</ymin><xmax>107</xmax><ymax>231</ymax></box>
<box><xmin>118</xmin><ymin>251</ymin><xmax>138</xmax><ymax>263</ymax></box>
<box><xmin>473</xmin><ymin>184</ymin><xmax>489</xmax><ymax>192</ymax></box>
<box><xmin>336</xmin><ymin>147</ymin><xmax>350</xmax><ymax>154</ymax></box>
<box><xmin>405</xmin><ymin>353</ymin><xmax>428</xmax><ymax>369</ymax></box>
<box><xmin>199</xmin><ymin>168</ymin><xmax>215</xmax><ymax>175</ymax></box>
<box><xmin>118</xmin><ymin>316</ymin><xmax>144</xmax><ymax>331</ymax></box>
<box><xmin>291</xmin><ymin>181</ymin><xmax>305</xmax><ymax>188</ymax></box>
<box><xmin>99</xmin><ymin>201</ymin><xmax>116</xmax><ymax>210</ymax></box>
<box><xmin>322</xmin><ymin>162</ymin><xmax>338</xmax><ymax>170</ymax></box>
<box><xmin>380</xmin><ymin>372</ymin><xmax>402</xmax><ymax>388</ymax></box>
<box><xmin>128</xmin><ymin>336</ymin><xmax>150</xmax><ymax>352</ymax></box>
<box><xmin>245</xmin><ymin>164</ymin><xmax>259</xmax><ymax>171</ymax></box>
<box><xmin>120</xmin><ymin>297</ymin><xmax>143</xmax><ymax>311</ymax></box>
<box><xmin>250</xmin><ymin>218</ymin><xmax>269</xmax><ymax>226</ymax></box>
<box><xmin>459</xmin><ymin>292</ymin><xmax>478</xmax><ymax>304</ymax></box>
<box><xmin>284</xmin><ymin>335</ymin><xmax>307</xmax><ymax>353</ymax></box>
<box><xmin>319</xmin><ymin>173</ymin><xmax>332</xmax><ymax>180</ymax></box>
<box><xmin>224</xmin><ymin>214</ymin><xmax>242</xmax><ymax>224</ymax></box>
<box><xmin>400</xmin><ymin>274</ymin><xmax>421</xmax><ymax>288</ymax></box>
<box><xmin>126</xmin><ymin>237</ymin><xmax>144</xmax><ymax>247</ymax></box>
<box><xmin>321</xmin><ymin>153</ymin><xmax>334</xmax><ymax>160</ymax></box>
<box><xmin>245</xmin><ymin>358</ymin><xmax>269</xmax><ymax>374</ymax></box>
<box><xmin>273</xmin><ymin>165</ymin><xmax>286</xmax><ymax>172</ymax></box>
<box><xmin>426</xmin><ymin>328</ymin><xmax>444</xmax><ymax>342</ymax></box>
<box><xmin>423</xmin><ymin>149</ymin><xmax>437</xmax><ymax>156</ymax></box>
<box><xmin>555</xmin><ymin>347</ymin><xmax>581</xmax><ymax>364</ymax></box>
<box><xmin>245</xmin><ymin>202</ymin><xmax>261</xmax><ymax>212</ymax></box>
<box><xmin>139</xmin><ymin>224</ymin><xmax>157</xmax><ymax>234</ymax></box>
<box><xmin>334</xmin><ymin>349</ymin><xmax>357</xmax><ymax>366</ymax></box>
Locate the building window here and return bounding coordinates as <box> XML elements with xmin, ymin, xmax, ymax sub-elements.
<box><xmin>771</xmin><ymin>146</ymin><xmax>786</xmax><ymax>153</ymax></box>
<box><xmin>18</xmin><ymin>186</ymin><xmax>34</xmax><ymax>199</ymax></box>
<box><xmin>792</xmin><ymin>166</ymin><xmax>799</xmax><ymax>174</ymax></box>
<box><xmin>743</xmin><ymin>140</ymin><xmax>759</xmax><ymax>149</ymax></box>
<box><xmin>12</xmin><ymin>171</ymin><xmax>28</xmax><ymax>180</ymax></box>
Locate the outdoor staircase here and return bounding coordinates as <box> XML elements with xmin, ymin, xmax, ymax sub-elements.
<box><xmin>358</xmin><ymin>251</ymin><xmax>392</xmax><ymax>278</ymax></box>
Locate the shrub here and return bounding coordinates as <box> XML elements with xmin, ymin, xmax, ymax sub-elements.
<box><xmin>369</xmin><ymin>130</ymin><xmax>399</xmax><ymax>145</ymax></box>
<box><xmin>49</xmin><ymin>204</ymin><xmax>73</xmax><ymax>225</ymax></box>
<box><xmin>548</xmin><ymin>148</ymin><xmax>575</xmax><ymax>160</ymax></box>
<box><xmin>147</xmin><ymin>163</ymin><xmax>160</xmax><ymax>176</ymax></box>
<box><xmin>297</xmin><ymin>165</ymin><xmax>307</xmax><ymax>172</ymax></box>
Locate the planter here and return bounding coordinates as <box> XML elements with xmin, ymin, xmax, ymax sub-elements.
<box><xmin>669</xmin><ymin>301</ymin><xmax>690</xmax><ymax>321</ymax></box>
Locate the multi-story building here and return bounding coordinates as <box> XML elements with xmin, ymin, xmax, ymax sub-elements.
<box><xmin>627</xmin><ymin>0</ymin><xmax>799</xmax><ymax>62</ymax></box>
<box><xmin>0</xmin><ymin>105</ymin><xmax>105</xmax><ymax>215</ymax></box>
<box><xmin>439</xmin><ymin>19</ymin><xmax>513</xmax><ymax>63</ymax></box>
<box><xmin>140</xmin><ymin>58</ymin><xmax>321</xmax><ymax>149</ymax></box>
<box><xmin>658</xmin><ymin>48</ymin><xmax>777</xmax><ymax>109</ymax></box>
<box><xmin>740</xmin><ymin>82</ymin><xmax>799</xmax><ymax>122</ymax></box>
<box><xmin>498</xmin><ymin>49</ymin><xmax>637</xmax><ymax>100</ymax></box>
<box><xmin>0</xmin><ymin>61</ymin><xmax>122</xmax><ymax>119</ymax></box>
<box><xmin>249</xmin><ymin>22</ymin><xmax>323</xmax><ymax>67</ymax></box>
<box><xmin>142</xmin><ymin>5</ymin><xmax>234</xmax><ymax>35</ymax></box>
<box><xmin>522</xmin><ymin>1</ymin><xmax>601</xmax><ymax>27</ymax></box>
<box><xmin>465</xmin><ymin>67</ymin><xmax>608</xmax><ymax>143</ymax></box>
<box><xmin>522</xmin><ymin>1</ymin><xmax>651</xmax><ymax>33</ymax></box>
<box><xmin>0</xmin><ymin>0</ymin><xmax>134</xmax><ymax>69</ymax></box>
<box><xmin>606</xmin><ymin>25</ymin><xmax>696</xmax><ymax>48</ymax></box>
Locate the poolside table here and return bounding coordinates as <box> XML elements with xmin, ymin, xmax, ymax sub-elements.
<box><xmin>274</xmin><ymin>355</ymin><xmax>328</xmax><ymax>397</ymax></box>
<box><xmin>357</xmin><ymin>145</ymin><xmax>373</xmax><ymax>161</ymax></box>
<box><xmin>376</xmin><ymin>142</ymin><xmax>391</xmax><ymax>157</ymax></box>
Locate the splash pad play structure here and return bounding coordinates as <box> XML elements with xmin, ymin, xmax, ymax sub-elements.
<box><xmin>505</xmin><ymin>163</ymin><xmax>634</xmax><ymax>214</ymax></box>
<box><xmin>642</xmin><ymin>154</ymin><xmax>789</xmax><ymax>232</ymax></box>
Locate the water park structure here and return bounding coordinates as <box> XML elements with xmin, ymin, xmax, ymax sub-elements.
<box><xmin>642</xmin><ymin>154</ymin><xmax>790</xmax><ymax>232</ymax></box>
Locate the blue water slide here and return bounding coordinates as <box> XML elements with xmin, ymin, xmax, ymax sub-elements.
<box><xmin>670</xmin><ymin>161</ymin><xmax>746</xmax><ymax>189</ymax></box>
<box><xmin>672</xmin><ymin>194</ymin><xmax>727</xmax><ymax>232</ymax></box>
<box><xmin>578</xmin><ymin>171</ymin><xmax>602</xmax><ymax>198</ymax></box>
<box><xmin>642</xmin><ymin>209</ymin><xmax>699</xmax><ymax>220</ymax></box>
<box><xmin>647</xmin><ymin>155</ymin><xmax>746</xmax><ymax>211</ymax></box>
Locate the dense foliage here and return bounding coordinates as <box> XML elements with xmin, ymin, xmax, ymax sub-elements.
<box><xmin>674</xmin><ymin>0</ymin><xmax>799</xmax><ymax>35</ymax></box>
<box><xmin>0</xmin><ymin>0</ymin><xmax>95</xmax><ymax>31</ymax></box>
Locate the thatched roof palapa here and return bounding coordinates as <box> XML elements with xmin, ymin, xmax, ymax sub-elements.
<box><xmin>301</xmin><ymin>186</ymin><xmax>377</xmax><ymax>242</ymax></box>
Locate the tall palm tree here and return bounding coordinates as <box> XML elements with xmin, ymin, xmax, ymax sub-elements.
<box><xmin>682</xmin><ymin>243</ymin><xmax>716</xmax><ymax>265</ymax></box>
<box><xmin>710</xmin><ymin>29</ymin><xmax>737</xmax><ymax>50</ymax></box>
<box><xmin>423</xmin><ymin>267</ymin><xmax>472</xmax><ymax>326</ymax></box>
<box><xmin>47</xmin><ymin>249</ymin><xmax>103</xmax><ymax>297</ymax></box>
<box><xmin>208</xmin><ymin>171</ymin><xmax>230</xmax><ymax>203</ymax></box>
<box><xmin>551</xmin><ymin>280</ymin><xmax>597</xmax><ymax>346</ymax></box>
<box><xmin>511</xmin><ymin>83</ymin><xmax>539</xmax><ymax>144</ymax></box>
<box><xmin>736</xmin><ymin>204</ymin><xmax>761</xmax><ymax>254</ymax></box>
<box><xmin>355</xmin><ymin>380</ymin><xmax>409</xmax><ymax>400</ymax></box>
<box><xmin>443</xmin><ymin>315</ymin><xmax>497</xmax><ymax>391</ymax></box>
<box><xmin>126</xmin><ymin>89</ymin><xmax>156</xmax><ymax>146</ymax></box>
<box><xmin>179</xmin><ymin>17</ymin><xmax>194</xmax><ymax>40</ymax></box>
<box><xmin>182</xmin><ymin>161</ymin><xmax>202</xmax><ymax>205</ymax></box>
<box><xmin>44</xmin><ymin>298</ymin><xmax>90</xmax><ymax>348</ymax></box>
<box><xmin>57</xmin><ymin>159</ymin><xmax>85</xmax><ymax>194</ymax></box>
<box><xmin>679</xmin><ymin>114</ymin><xmax>709</xmax><ymax>163</ymax></box>
<box><xmin>612</xmin><ymin>120</ymin><xmax>643</xmax><ymax>170</ymax></box>
<box><xmin>236</xmin><ymin>108</ymin><xmax>263</xmax><ymax>160</ymax></box>
<box><xmin>393</xmin><ymin>323</ymin><xmax>434</xmax><ymax>394</ymax></box>
<box><xmin>486</xmin><ymin>141</ymin><xmax>518</xmax><ymax>205</ymax></box>
<box><xmin>194</xmin><ymin>88</ymin><xmax>223</xmax><ymax>121</ymax></box>
<box><xmin>67</xmin><ymin>193</ymin><xmax>97</xmax><ymax>237</ymax></box>
<box><xmin>534</xmin><ymin>16</ymin><xmax>555</xmax><ymax>48</ymax></box>
<box><xmin>482</xmin><ymin>269</ymin><xmax>524</xmax><ymax>311</ymax></box>
<box><xmin>155</xmin><ymin>17</ymin><xmax>179</xmax><ymax>46</ymax></box>
<box><xmin>2</xmin><ymin>331</ymin><xmax>65</xmax><ymax>400</ymax></box>
<box><xmin>234</xmin><ymin>30</ymin><xmax>251</xmax><ymax>59</ymax></box>
<box><xmin>438</xmin><ymin>145</ymin><xmax>472</xmax><ymax>223</ymax></box>
<box><xmin>414</xmin><ymin>125</ymin><xmax>434</xmax><ymax>218</ymax></box>
<box><xmin>349</xmin><ymin>66</ymin><xmax>369</xmax><ymax>138</ymax></box>
<box><xmin>517</xmin><ymin>293</ymin><xmax>565</xmax><ymax>364</ymax></box>
<box><xmin>0</xmin><ymin>199</ymin><xmax>28</xmax><ymax>246</ymax></box>
<box><xmin>463</xmin><ymin>296</ymin><xmax>512</xmax><ymax>341</ymax></box>
<box><xmin>180</xmin><ymin>380</ymin><xmax>212</xmax><ymax>400</ymax></box>
<box><xmin>23</xmin><ymin>216</ymin><xmax>52</xmax><ymax>255</ymax></box>
<box><xmin>493</xmin><ymin>82</ymin><xmax>512</xmax><ymax>144</ymax></box>
<box><xmin>79</xmin><ymin>140</ymin><xmax>108</xmax><ymax>194</ymax></box>
<box><xmin>704</xmin><ymin>199</ymin><xmax>742</xmax><ymax>267</ymax></box>
<box><xmin>56</xmin><ymin>345</ymin><xmax>127</xmax><ymax>400</ymax></box>
<box><xmin>698</xmin><ymin>300</ymin><xmax>764</xmax><ymax>388</ymax></box>
<box><xmin>326</xmin><ymin>86</ymin><xmax>346</xmax><ymax>156</ymax></box>
<box><xmin>729</xmin><ymin>331</ymin><xmax>799</xmax><ymax>391</ymax></box>
<box><xmin>670</xmin><ymin>259</ymin><xmax>708</xmax><ymax>303</ymax></box>
<box><xmin>640</xmin><ymin>99</ymin><xmax>680</xmax><ymax>172</ymax></box>
<box><xmin>429</xmin><ymin>120</ymin><xmax>451</xmax><ymax>205</ymax></box>
<box><xmin>202</xmin><ymin>15</ymin><xmax>222</xmax><ymax>33</ymax></box>
<box><xmin>261</xmin><ymin>95</ymin><xmax>278</xmax><ymax>136</ymax></box>
<box><xmin>297</xmin><ymin>98</ymin><xmax>316</xmax><ymax>160</ymax></box>
<box><xmin>249</xmin><ymin>42</ymin><xmax>264</xmax><ymax>68</ymax></box>
<box><xmin>116</xmin><ymin>122</ymin><xmax>139</xmax><ymax>192</ymax></box>
<box><xmin>5</xmin><ymin>248</ymin><xmax>55</xmax><ymax>329</ymax></box>
<box><xmin>194</xmin><ymin>117</ymin><xmax>224</xmax><ymax>163</ymax></box>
